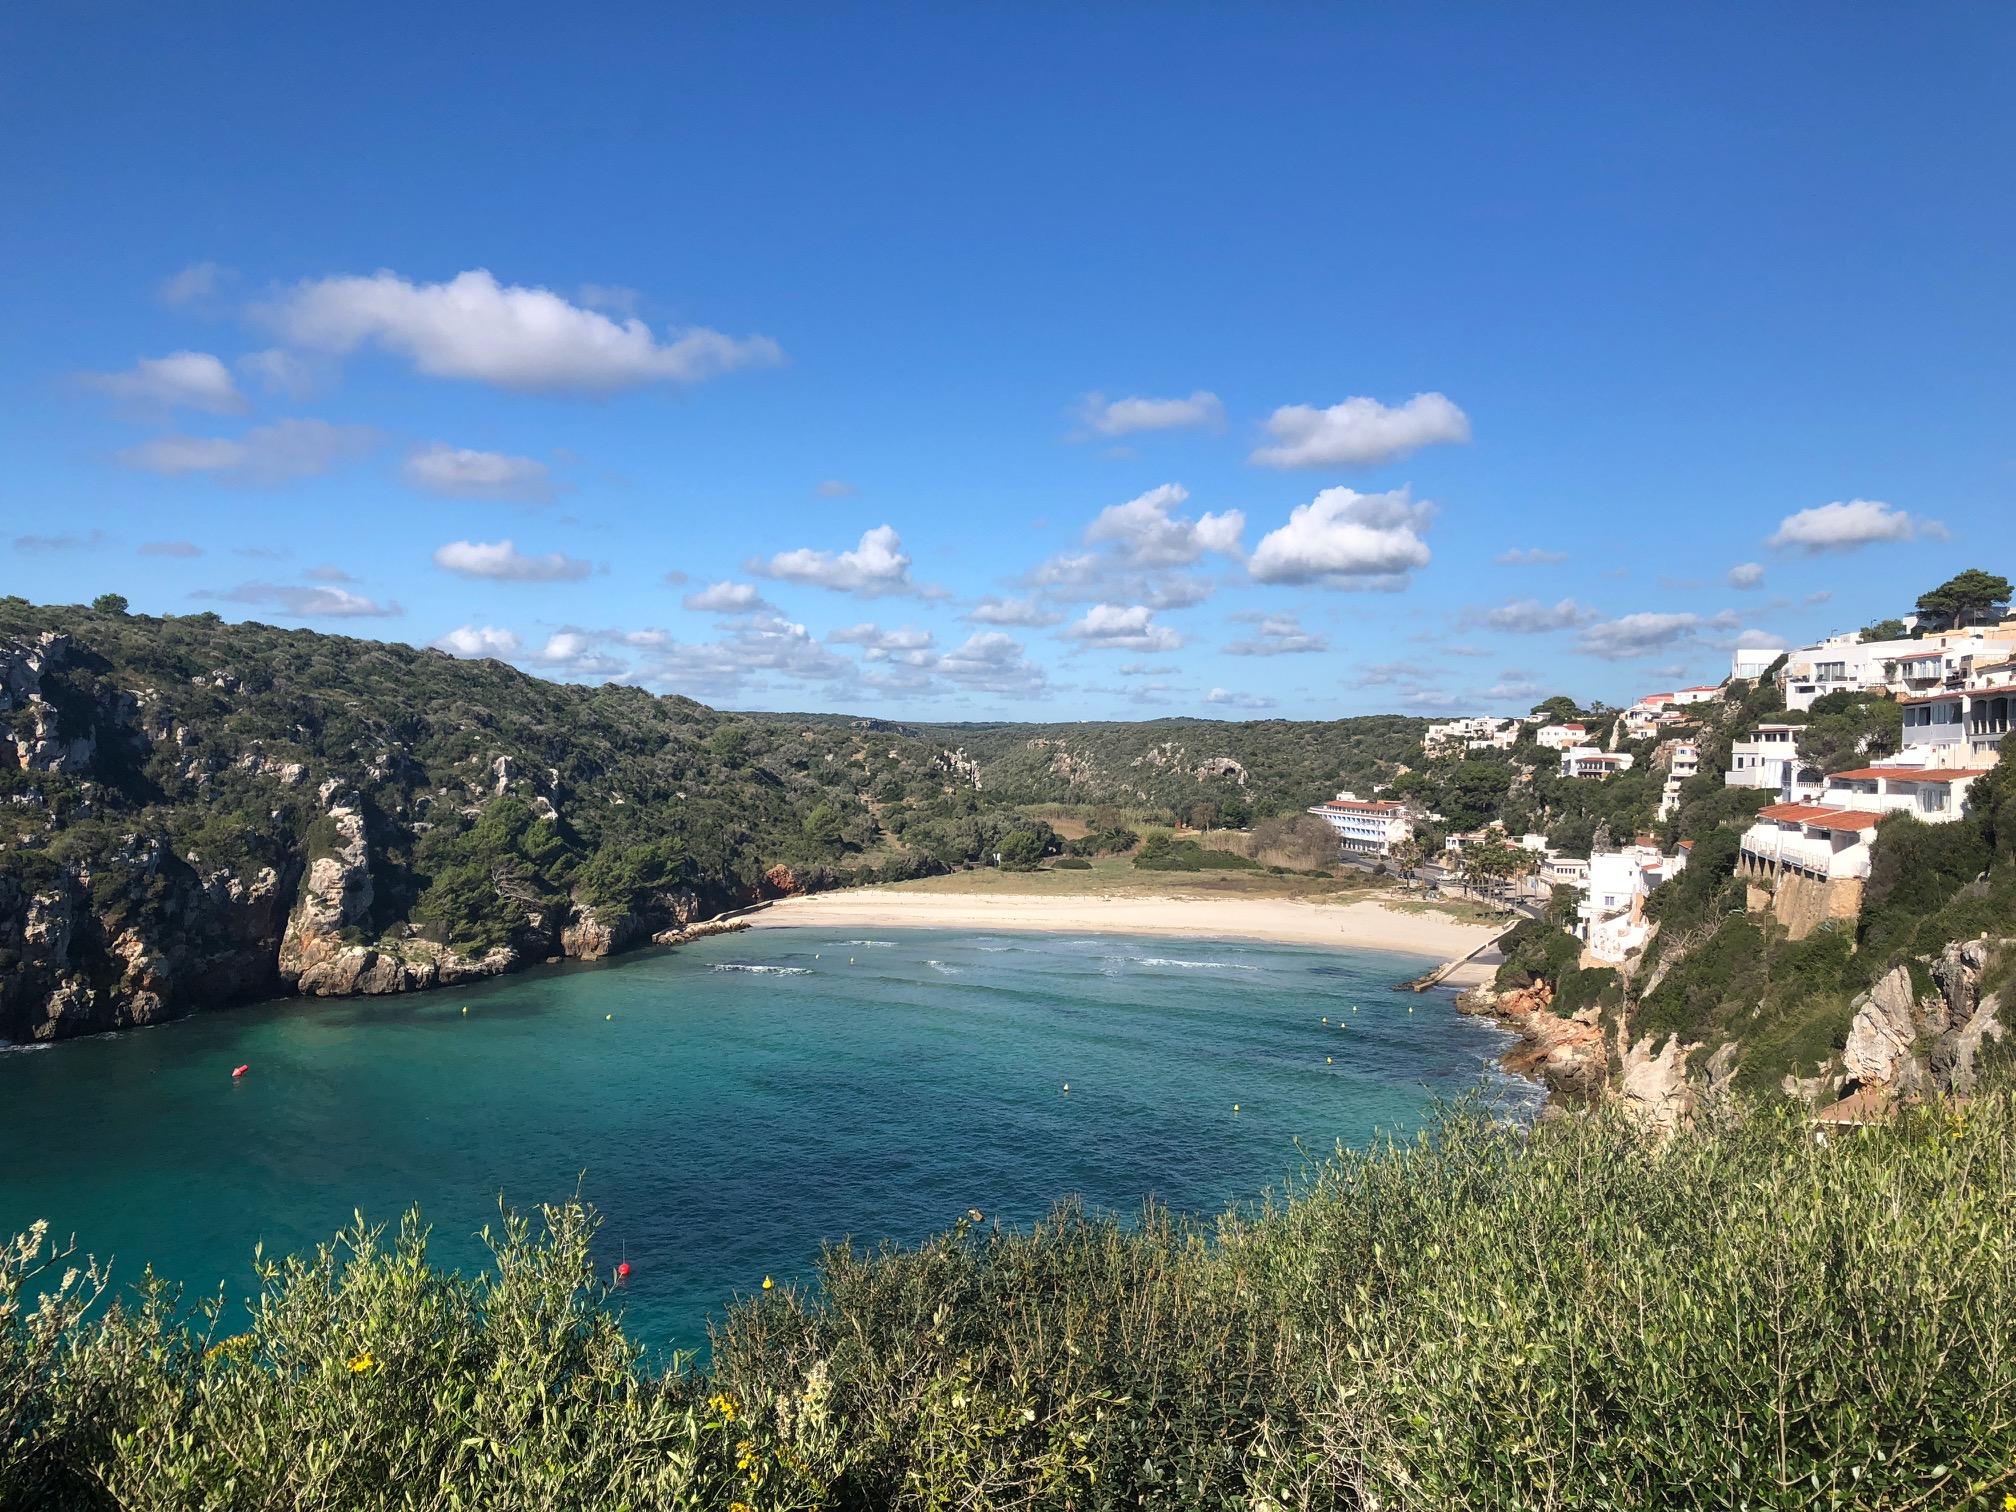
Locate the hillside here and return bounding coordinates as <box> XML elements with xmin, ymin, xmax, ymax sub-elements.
<box><xmin>0</xmin><ymin>600</ymin><xmax>1421</xmax><ymax>1043</ymax></box>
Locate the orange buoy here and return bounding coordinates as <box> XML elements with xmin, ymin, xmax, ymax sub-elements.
<box><xmin>231</xmin><ymin>1064</ymin><xmax>249</xmax><ymax>1079</ymax></box>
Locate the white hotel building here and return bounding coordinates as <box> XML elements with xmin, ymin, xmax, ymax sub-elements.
<box><xmin>1307</xmin><ymin>791</ymin><xmax>1415</xmax><ymax>858</ymax></box>
<box><xmin>1725</xmin><ymin>723</ymin><xmax>1804</xmax><ymax>791</ymax></box>
<box><xmin>1777</xmin><ymin>622</ymin><xmax>2016</xmax><ymax>711</ymax></box>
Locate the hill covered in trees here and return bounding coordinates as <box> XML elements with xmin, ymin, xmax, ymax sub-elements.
<box><xmin>0</xmin><ymin>599</ymin><xmax>1427</xmax><ymax>1042</ymax></box>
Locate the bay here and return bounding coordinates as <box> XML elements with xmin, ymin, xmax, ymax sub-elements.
<box><xmin>0</xmin><ymin>928</ymin><xmax>1537</xmax><ymax>1350</ymax></box>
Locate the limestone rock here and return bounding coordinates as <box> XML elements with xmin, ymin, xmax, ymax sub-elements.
<box><xmin>1841</xmin><ymin>964</ymin><xmax>1920</xmax><ymax>1089</ymax></box>
<box><xmin>1617</xmin><ymin>1032</ymin><xmax>1694</xmax><ymax>1136</ymax></box>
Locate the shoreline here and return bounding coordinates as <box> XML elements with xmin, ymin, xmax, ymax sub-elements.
<box><xmin>748</xmin><ymin>887</ymin><xmax>1507</xmax><ymax>985</ymax></box>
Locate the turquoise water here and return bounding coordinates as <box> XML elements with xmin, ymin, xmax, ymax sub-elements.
<box><xmin>0</xmin><ymin>928</ymin><xmax>1536</xmax><ymax>1350</ymax></box>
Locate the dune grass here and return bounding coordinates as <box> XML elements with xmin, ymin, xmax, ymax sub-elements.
<box><xmin>6</xmin><ymin>1092</ymin><xmax>2016</xmax><ymax>1508</ymax></box>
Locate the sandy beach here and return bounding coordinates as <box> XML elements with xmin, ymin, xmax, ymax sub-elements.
<box><xmin>746</xmin><ymin>887</ymin><xmax>1508</xmax><ymax>984</ymax></box>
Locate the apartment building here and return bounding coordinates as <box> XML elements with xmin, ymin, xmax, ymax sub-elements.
<box><xmin>1778</xmin><ymin>621</ymin><xmax>2016</xmax><ymax>711</ymax></box>
<box><xmin>1898</xmin><ymin>662</ymin><xmax>2014</xmax><ymax>766</ymax></box>
<box><xmin>1421</xmin><ymin>716</ymin><xmax>1519</xmax><ymax>755</ymax></box>
<box><xmin>1559</xmin><ymin>746</ymin><xmax>1635</xmax><ymax>779</ymax></box>
<box><xmin>1306</xmin><ymin>791</ymin><xmax>1415</xmax><ymax>857</ymax></box>
<box><xmin>1656</xmin><ymin>740</ymin><xmax>1701</xmax><ymax>820</ymax></box>
<box><xmin>1534</xmin><ymin>721</ymin><xmax>1587</xmax><ymax>751</ymax></box>
<box><xmin>1725</xmin><ymin>723</ymin><xmax>1803</xmax><ymax>791</ymax></box>
<box><xmin>1577</xmin><ymin>841</ymin><xmax>1688</xmax><ymax>965</ymax></box>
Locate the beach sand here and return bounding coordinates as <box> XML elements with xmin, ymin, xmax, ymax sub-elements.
<box><xmin>747</xmin><ymin>888</ymin><xmax>1508</xmax><ymax>985</ymax></box>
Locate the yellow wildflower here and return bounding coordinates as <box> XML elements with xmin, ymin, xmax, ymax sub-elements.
<box><xmin>731</xmin><ymin>1503</ymin><xmax>754</xmax><ymax>1512</ymax></box>
<box><xmin>708</xmin><ymin>1392</ymin><xmax>738</xmax><ymax>1423</ymax></box>
<box><xmin>346</xmin><ymin>1351</ymin><xmax>375</xmax><ymax>1375</ymax></box>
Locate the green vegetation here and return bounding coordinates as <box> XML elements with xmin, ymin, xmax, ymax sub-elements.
<box><xmin>9</xmin><ymin>1093</ymin><xmax>2016</xmax><ymax>1509</ymax></box>
<box><xmin>1859</xmin><ymin>617</ymin><xmax>1909</xmax><ymax>642</ymax></box>
<box><xmin>1914</xmin><ymin>567</ymin><xmax>2012</xmax><ymax>631</ymax></box>
<box><xmin>1131</xmin><ymin>831</ymin><xmax>1261</xmax><ymax>872</ymax></box>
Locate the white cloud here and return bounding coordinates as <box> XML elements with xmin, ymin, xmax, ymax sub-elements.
<box><xmin>682</xmin><ymin>580</ymin><xmax>774</xmax><ymax>615</ymax></box>
<box><xmin>829</xmin><ymin>623</ymin><xmax>936</xmax><ymax>661</ymax></box>
<box><xmin>236</xmin><ymin>347</ymin><xmax>321</xmax><ymax>400</ymax></box>
<box><xmin>815</xmin><ymin>479</ymin><xmax>858</xmax><ymax>498</ymax></box>
<box><xmin>1206</xmin><ymin>687</ymin><xmax>1277</xmax><ymax>710</ymax></box>
<box><xmin>80</xmin><ymin>351</ymin><xmax>245</xmax><ymax>414</ymax></box>
<box><xmin>434</xmin><ymin>624</ymin><xmax>522</xmax><ymax>658</ymax></box>
<box><xmin>197</xmin><ymin>582</ymin><xmax>400</xmax><ymax>618</ymax></box>
<box><xmin>1767</xmin><ymin>499</ymin><xmax>1938</xmax><ymax>554</ymax></box>
<box><xmin>305</xmin><ymin>564</ymin><xmax>355</xmax><ymax>582</ymax></box>
<box><xmin>1728</xmin><ymin>561</ymin><xmax>1765</xmax><ymax>589</ymax></box>
<box><xmin>159</xmin><ymin>261</ymin><xmax>230</xmax><ymax>309</ymax></box>
<box><xmin>1116</xmin><ymin>661</ymin><xmax>1177</xmax><ymax>676</ymax></box>
<box><xmin>632</xmin><ymin>613</ymin><xmax>856</xmax><ymax>697</ymax></box>
<box><xmin>967</xmin><ymin>594</ymin><xmax>1064</xmax><ymax>627</ymax></box>
<box><xmin>1073</xmin><ymin>390</ymin><xmax>1225</xmax><ymax>439</ymax></box>
<box><xmin>432</xmin><ymin>538</ymin><xmax>592</xmax><ymax>582</ymax></box>
<box><xmin>401</xmin><ymin>443</ymin><xmax>556</xmax><ymax>504</ymax></box>
<box><xmin>1247</xmin><ymin>486</ymin><xmax>1434</xmax><ymax>586</ymax></box>
<box><xmin>1485</xmin><ymin>676</ymin><xmax>1546</xmax><ymax>701</ymax></box>
<box><xmin>1223</xmin><ymin>613</ymin><xmax>1330</xmax><ymax>656</ymax></box>
<box><xmin>937</xmin><ymin>632</ymin><xmax>1047</xmax><ymax>696</ymax></box>
<box><xmin>1477</xmin><ymin>597</ymin><xmax>1595</xmax><ymax>633</ymax></box>
<box><xmin>1496</xmin><ymin>546</ymin><xmax>1566</xmax><ymax>566</ymax></box>
<box><xmin>1733</xmin><ymin>627</ymin><xmax>1783</xmax><ymax>651</ymax></box>
<box><xmin>1250</xmin><ymin>392</ymin><xmax>1470</xmax><ymax>469</ymax></box>
<box><xmin>258</xmin><ymin>267</ymin><xmax>784</xmax><ymax>395</ymax></box>
<box><xmin>15</xmin><ymin>531</ymin><xmax>109</xmax><ymax>552</ymax></box>
<box><xmin>1350</xmin><ymin>659</ymin><xmax>1433</xmax><ymax>688</ymax></box>
<box><xmin>751</xmin><ymin>524</ymin><xmax>922</xmax><ymax>597</ymax></box>
<box><xmin>1575</xmin><ymin>610</ymin><xmax>1738</xmax><ymax>661</ymax></box>
<box><xmin>1062</xmin><ymin>603</ymin><xmax>1184</xmax><ymax>652</ymax></box>
<box><xmin>117</xmin><ymin>419</ymin><xmax>378</xmax><ymax>484</ymax></box>
<box><xmin>1084</xmin><ymin>483</ymin><xmax>1244</xmax><ymax>567</ymax></box>
<box><xmin>526</xmin><ymin>629</ymin><xmax>627</xmax><ymax>678</ymax></box>
<box><xmin>139</xmin><ymin>539</ymin><xmax>203</xmax><ymax>558</ymax></box>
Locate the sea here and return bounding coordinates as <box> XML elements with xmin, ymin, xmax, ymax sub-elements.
<box><xmin>0</xmin><ymin>928</ymin><xmax>1539</xmax><ymax>1350</ymax></box>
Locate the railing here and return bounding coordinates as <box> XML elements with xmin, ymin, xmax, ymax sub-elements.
<box><xmin>1740</xmin><ymin>828</ymin><xmax>1871</xmax><ymax>881</ymax></box>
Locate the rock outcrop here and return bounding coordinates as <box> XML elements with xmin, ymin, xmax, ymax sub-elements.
<box><xmin>1819</xmin><ymin>936</ymin><xmax>2009</xmax><ymax>1117</ymax></box>
<box><xmin>1455</xmin><ymin>980</ymin><xmax>1606</xmax><ymax>1098</ymax></box>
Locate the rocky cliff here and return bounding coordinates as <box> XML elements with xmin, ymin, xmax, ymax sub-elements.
<box><xmin>0</xmin><ymin>602</ymin><xmax>987</xmax><ymax>1043</ymax></box>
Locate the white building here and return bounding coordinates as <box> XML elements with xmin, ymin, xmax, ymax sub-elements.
<box><xmin>1671</xmin><ymin>684</ymin><xmax>1724</xmax><ymax>707</ymax></box>
<box><xmin>1576</xmin><ymin>841</ymin><xmax>1689</xmax><ymax>964</ymax></box>
<box><xmin>1535</xmin><ymin>721</ymin><xmax>1587</xmax><ymax>751</ymax></box>
<box><xmin>1307</xmin><ymin>791</ymin><xmax>1415</xmax><ymax>857</ymax></box>
<box><xmin>1898</xmin><ymin>663</ymin><xmax>2014</xmax><ymax>766</ymax></box>
<box><xmin>1725</xmin><ymin>723</ymin><xmax>1804</xmax><ymax>791</ymax></box>
<box><xmin>1560</xmin><ymin>746</ymin><xmax>1635</xmax><ymax>779</ymax></box>
<box><xmin>1737</xmin><ymin>750</ymin><xmax>1999</xmax><ymax>888</ymax></box>
<box><xmin>1422</xmin><ymin>716</ymin><xmax>1519</xmax><ymax>755</ymax></box>
<box><xmin>1656</xmin><ymin>740</ymin><xmax>1701</xmax><ymax>820</ymax></box>
<box><xmin>1732</xmin><ymin>645</ymin><xmax>1785</xmax><ymax>682</ymax></box>
<box><xmin>1778</xmin><ymin>622</ymin><xmax>2016</xmax><ymax>711</ymax></box>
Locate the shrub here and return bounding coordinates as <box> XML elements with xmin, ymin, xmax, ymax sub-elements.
<box><xmin>8</xmin><ymin>1093</ymin><xmax>2016</xmax><ymax>1507</ymax></box>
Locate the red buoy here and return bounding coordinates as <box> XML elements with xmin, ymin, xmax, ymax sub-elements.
<box><xmin>231</xmin><ymin>1064</ymin><xmax>249</xmax><ymax>1079</ymax></box>
<box><xmin>616</xmin><ymin>1261</ymin><xmax>631</xmax><ymax>1280</ymax></box>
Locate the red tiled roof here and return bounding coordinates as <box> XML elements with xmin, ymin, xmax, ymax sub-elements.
<box><xmin>1759</xmin><ymin>802</ymin><xmax>1838</xmax><ymax>823</ymax></box>
<box><xmin>1827</xmin><ymin>766</ymin><xmax>1993</xmax><ymax>783</ymax></box>
<box><xmin>1757</xmin><ymin>802</ymin><xmax>1883</xmax><ymax>832</ymax></box>
<box><xmin>1898</xmin><ymin>692</ymin><xmax>1964</xmax><ymax>707</ymax></box>
<box><xmin>1812</xmin><ymin>812</ymin><xmax>1881</xmax><ymax>832</ymax></box>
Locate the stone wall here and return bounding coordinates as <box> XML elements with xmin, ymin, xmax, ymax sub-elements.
<box><xmin>1738</xmin><ymin>858</ymin><xmax>1863</xmax><ymax>939</ymax></box>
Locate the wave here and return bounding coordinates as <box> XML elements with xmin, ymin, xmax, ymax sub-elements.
<box><xmin>711</xmin><ymin>964</ymin><xmax>814</xmax><ymax>976</ymax></box>
<box><xmin>1128</xmin><ymin>956</ymin><xmax>1257</xmax><ymax>971</ymax></box>
<box><xmin>924</xmin><ymin>960</ymin><xmax>963</xmax><ymax>975</ymax></box>
<box><xmin>0</xmin><ymin>1041</ymin><xmax>53</xmax><ymax>1054</ymax></box>
<box><xmin>845</xmin><ymin>940</ymin><xmax>896</xmax><ymax>947</ymax></box>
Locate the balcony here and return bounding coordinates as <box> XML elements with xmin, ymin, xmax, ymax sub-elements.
<box><xmin>1740</xmin><ymin>827</ymin><xmax>1872</xmax><ymax>881</ymax></box>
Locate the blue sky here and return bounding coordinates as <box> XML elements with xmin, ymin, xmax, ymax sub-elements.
<box><xmin>3</xmin><ymin>4</ymin><xmax>2012</xmax><ymax>719</ymax></box>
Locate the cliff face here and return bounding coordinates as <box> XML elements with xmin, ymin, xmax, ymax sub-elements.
<box><xmin>0</xmin><ymin>603</ymin><xmax>976</xmax><ymax>1043</ymax></box>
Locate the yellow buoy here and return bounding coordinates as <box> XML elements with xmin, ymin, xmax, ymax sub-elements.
<box><xmin>605</xmin><ymin>1013</ymin><xmax>613</xmax><ymax>1020</ymax></box>
<box><xmin>1233</xmin><ymin>1103</ymin><xmax>1241</xmax><ymax>1113</ymax></box>
<box><xmin>1063</xmin><ymin>1082</ymin><xmax>1070</xmax><ymax>1093</ymax></box>
<box><xmin>762</xmin><ymin>1275</ymin><xmax>774</xmax><ymax>1291</ymax></box>
<box><xmin>1327</xmin><ymin>1056</ymin><xmax>1333</xmax><ymax>1064</ymax></box>
<box><xmin>1321</xmin><ymin>1016</ymin><xmax>1328</xmax><ymax>1024</ymax></box>
<box><xmin>461</xmin><ymin>1006</ymin><xmax>468</xmax><ymax>1015</ymax></box>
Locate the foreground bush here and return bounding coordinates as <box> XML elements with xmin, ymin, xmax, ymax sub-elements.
<box><xmin>7</xmin><ymin>1093</ymin><xmax>2016</xmax><ymax>1508</ymax></box>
